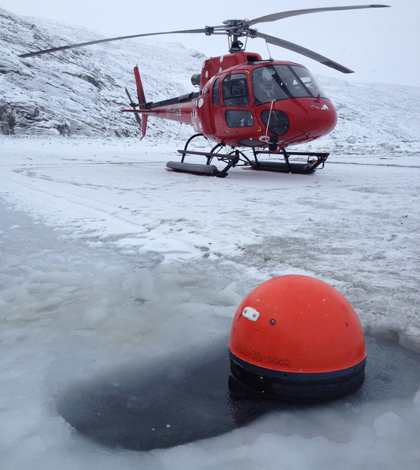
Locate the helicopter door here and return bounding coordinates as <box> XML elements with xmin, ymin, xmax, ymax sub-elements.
<box><xmin>221</xmin><ymin>73</ymin><xmax>254</xmax><ymax>131</ymax></box>
<box><xmin>210</xmin><ymin>77</ymin><xmax>223</xmax><ymax>139</ymax></box>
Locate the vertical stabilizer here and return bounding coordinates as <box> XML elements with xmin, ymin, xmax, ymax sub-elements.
<box><xmin>134</xmin><ymin>66</ymin><xmax>148</xmax><ymax>139</ymax></box>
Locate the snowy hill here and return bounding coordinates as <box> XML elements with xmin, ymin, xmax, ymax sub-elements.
<box><xmin>0</xmin><ymin>8</ymin><xmax>205</xmax><ymax>138</ymax></box>
<box><xmin>1</xmin><ymin>6</ymin><xmax>420</xmax><ymax>153</ymax></box>
<box><xmin>311</xmin><ymin>76</ymin><xmax>420</xmax><ymax>154</ymax></box>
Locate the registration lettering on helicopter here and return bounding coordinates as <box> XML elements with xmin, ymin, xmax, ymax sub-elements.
<box><xmin>166</xmin><ymin>106</ymin><xmax>182</xmax><ymax>118</ymax></box>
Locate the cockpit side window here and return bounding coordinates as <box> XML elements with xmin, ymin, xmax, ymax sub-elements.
<box><xmin>289</xmin><ymin>66</ymin><xmax>325</xmax><ymax>98</ymax></box>
<box><xmin>222</xmin><ymin>74</ymin><xmax>250</xmax><ymax>107</ymax></box>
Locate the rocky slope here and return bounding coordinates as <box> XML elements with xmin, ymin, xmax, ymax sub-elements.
<box><xmin>0</xmin><ymin>8</ymin><xmax>204</xmax><ymax>138</ymax></box>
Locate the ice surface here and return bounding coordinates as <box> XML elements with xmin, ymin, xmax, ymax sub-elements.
<box><xmin>1</xmin><ymin>137</ymin><xmax>420</xmax><ymax>468</ymax></box>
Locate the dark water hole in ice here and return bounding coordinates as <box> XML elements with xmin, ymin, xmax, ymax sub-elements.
<box><xmin>57</xmin><ymin>334</ymin><xmax>420</xmax><ymax>451</ymax></box>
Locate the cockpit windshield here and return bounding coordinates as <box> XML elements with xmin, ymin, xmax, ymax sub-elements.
<box><xmin>252</xmin><ymin>65</ymin><xmax>326</xmax><ymax>105</ymax></box>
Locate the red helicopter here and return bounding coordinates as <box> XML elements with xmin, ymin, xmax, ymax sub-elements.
<box><xmin>20</xmin><ymin>4</ymin><xmax>389</xmax><ymax>177</ymax></box>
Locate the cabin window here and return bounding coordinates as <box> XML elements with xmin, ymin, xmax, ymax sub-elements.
<box><xmin>225</xmin><ymin>110</ymin><xmax>254</xmax><ymax>128</ymax></box>
<box><xmin>222</xmin><ymin>74</ymin><xmax>250</xmax><ymax>107</ymax></box>
<box><xmin>212</xmin><ymin>78</ymin><xmax>219</xmax><ymax>106</ymax></box>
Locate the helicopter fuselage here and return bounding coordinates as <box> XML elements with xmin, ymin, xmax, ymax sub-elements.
<box><xmin>129</xmin><ymin>51</ymin><xmax>337</xmax><ymax>151</ymax></box>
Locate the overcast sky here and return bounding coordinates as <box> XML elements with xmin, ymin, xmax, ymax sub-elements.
<box><xmin>2</xmin><ymin>0</ymin><xmax>419</xmax><ymax>87</ymax></box>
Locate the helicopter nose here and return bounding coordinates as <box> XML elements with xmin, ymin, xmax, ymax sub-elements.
<box><xmin>283</xmin><ymin>98</ymin><xmax>338</xmax><ymax>140</ymax></box>
<box><xmin>260</xmin><ymin>99</ymin><xmax>338</xmax><ymax>142</ymax></box>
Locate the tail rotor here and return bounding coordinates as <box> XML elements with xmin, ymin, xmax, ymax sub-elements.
<box><xmin>125</xmin><ymin>87</ymin><xmax>142</xmax><ymax>127</ymax></box>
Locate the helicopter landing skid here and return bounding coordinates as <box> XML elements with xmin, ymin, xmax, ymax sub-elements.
<box><xmin>167</xmin><ymin>149</ymin><xmax>240</xmax><ymax>178</ymax></box>
<box><xmin>250</xmin><ymin>150</ymin><xmax>329</xmax><ymax>174</ymax></box>
<box><xmin>166</xmin><ymin>160</ymin><xmax>221</xmax><ymax>177</ymax></box>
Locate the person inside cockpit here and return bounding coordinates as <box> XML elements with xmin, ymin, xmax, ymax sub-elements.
<box><xmin>253</xmin><ymin>67</ymin><xmax>277</xmax><ymax>105</ymax></box>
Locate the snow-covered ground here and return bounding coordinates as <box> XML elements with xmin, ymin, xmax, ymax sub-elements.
<box><xmin>1</xmin><ymin>136</ymin><xmax>420</xmax><ymax>469</ymax></box>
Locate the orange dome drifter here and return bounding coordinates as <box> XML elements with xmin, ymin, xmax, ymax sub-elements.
<box><xmin>229</xmin><ymin>275</ymin><xmax>367</xmax><ymax>401</ymax></box>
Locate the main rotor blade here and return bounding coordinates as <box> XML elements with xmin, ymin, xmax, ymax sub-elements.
<box><xmin>256</xmin><ymin>32</ymin><xmax>354</xmax><ymax>74</ymax></box>
<box><xmin>246</xmin><ymin>4</ymin><xmax>390</xmax><ymax>26</ymax></box>
<box><xmin>19</xmin><ymin>28</ymin><xmax>209</xmax><ymax>58</ymax></box>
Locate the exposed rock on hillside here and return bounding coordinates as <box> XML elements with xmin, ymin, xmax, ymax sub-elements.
<box><xmin>0</xmin><ymin>8</ymin><xmax>205</xmax><ymax>138</ymax></box>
